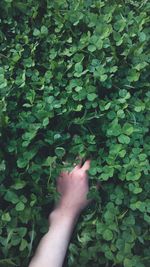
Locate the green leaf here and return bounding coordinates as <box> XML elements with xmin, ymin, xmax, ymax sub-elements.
<box><xmin>0</xmin><ymin>74</ymin><xmax>7</xmax><ymax>89</ymax></box>
<box><xmin>43</xmin><ymin>156</ymin><xmax>57</xmax><ymax>166</ymax></box>
<box><xmin>119</xmin><ymin>89</ymin><xmax>130</xmax><ymax>99</ymax></box>
<box><xmin>17</xmin><ymin>227</ymin><xmax>27</xmax><ymax>237</ymax></box>
<box><xmin>87</xmin><ymin>93</ymin><xmax>97</xmax><ymax>101</ymax></box>
<box><xmin>0</xmin><ymin>160</ymin><xmax>6</xmax><ymax>171</ymax></box>
<box><xmin>4</xmin><ymin>191</ymin><xmax>19</xmax><ymax>204</ymax></box>
<box><xmin>75</xmin><ymin>63</ymin><xmax>83</xmax><ymax>73</ymax></box>
<box><xmin>139</xmin><ymin>32</ymin><xmax>146</xmax><ymax>42</ymax></box>
<box><xmin>33</xmin><ymin>28</ymin><xmax>40</xmax><ymax>36</ymax></box>
<box><xmin>126</xmin><ymin>171</ymin><xmax>141</xmax><ymax>181</ymax></box>
<box><xmin>127</xmin><ymin>69</ymin><xmax>140</xmax><ymax>82</ymax></box>
<box><xmin>119</xmin><ymin>149</ymin><xmax>126</xmax><ymax>158</ymax></box>
<box><xmin>17</xmin><ymin>158</ymin><xmax>28</xmax><ymax>168</ymax></box>
<box><xmin>19</xmin><ymin>239</ymin><xmax>28</xmax><ymax>251</ymax></box>
<box><xmin>144</xmin><ymin>213</ymin><xmax>150</xmax><ymax>223</ymax></box>
<box><xmin>100</xmin><ymin>173</ymin><xmax>110</xmax><ymax>181</ymax></box>
<box><xmin>118</xmin><ymin>134</ymin><xmax>130</xmax><ymax>144</ymax></box>
<box><xmin>47</xmin><ymin>96</ymin><xmax>55</xmax><ymax>103</ymax></box>
<box><xmin>0</xmin><ymin>259</ymin><xmax>17</xmax><ymax>266</ymax></box>
<box><xmin>114</xmin><ymin>19</ymin><xmax>126</xmax><ymax>32</ymax></box>
<box><xmin>103</xmin><ymin>229</ymin><xmax>113</xmax><ymax>241</ymax></box>
<box><xmin>104</xmin><ymin>102</ymin><xmax>111</xmax><ymax>110</ymax></box>
<box><xmin>100</xmin><ymin>74</ymin><xmax>108</xmax><ymax>82</ymax></box>
<box><xmin>88</xmin><ymin>45</ymin><xmax>96</xmax><ymax>52</ymax></box>
<box><xmin>104</xmin><ymin>210</ymin><xmax>115</xmax><ymax>221</ymax></box>
<box><xmin>43</xmin><ymin>117</ymin><xmax>49</xmax><ymax>127</ymax></box>
<box><xmin>124</xmin><ymin>258</ymin><xmax>134</xmax><ymax>267</ymax></box>
<box><xmin>55</xmin><ymin>147</ymin><xmax>65</xmax><ymax>158</ymax></box>
<box><xmin>107</xmin><ymin>121</ymin><xmax>122</xmax><ymax>137</ymax></box>
<box><xmin>41</xmin><ymin>25</ymin><xmax>48</xmax><ymax>35</ymax></box>
<box><xmin>2</xmin><ymin>212</ymin><xmax>11</xmax><ymax>222</ymax></box>
<box><xmin>117</xmin><ymin>110</ymin><xmax>125</xmax><ymax>118</ymax></box>
<box><xmin>11</xmin><ymin>180</ymin><xmax>26</xmax><ymax>190</ymax></box>
<box><xmin>138</xmin><ymin>153</ymin><xmax>147</xmax><ymax>161</ymax></box>
<box><xmin>133</xmin><ymin>187</ymin><xmax>142</xmax><ymax>194</ymax></box>
<box><xmin>96</xmin><ymin>222</ymin><xmax>105</xmax><ymax>234</ymax></box>
<box><xmin>15</xmin><ymin>202</ymin><xmax>25</xmax><ymax>211</ymax></box>
<box><xmin>122</xmin><ymin>123</ymin><xmax>134</xmax><ymax>135</ymax></box>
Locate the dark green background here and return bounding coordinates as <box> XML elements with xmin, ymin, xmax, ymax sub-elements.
<box><xmin>0</xmin><ymin>0</ymin><xmax>150</xmax><ymax>266</ymax></box>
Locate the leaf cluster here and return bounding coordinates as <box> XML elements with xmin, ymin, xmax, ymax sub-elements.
<box><xmin>0</xmin><ymin>0</ymin><xmax>150</xmax><ymax>266</ymax></box>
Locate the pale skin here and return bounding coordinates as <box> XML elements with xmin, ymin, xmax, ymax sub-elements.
<box><xmin>28</xmin><ymin>159</ymin><xmax>93</xmax><ymax>267</ymax></box>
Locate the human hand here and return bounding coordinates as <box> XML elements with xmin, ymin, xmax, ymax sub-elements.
<box><xmin>54</xmin><ymin>159</ymin><xmax>91</xmax><ymax>218</ymax></box>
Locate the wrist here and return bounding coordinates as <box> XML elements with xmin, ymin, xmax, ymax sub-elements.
<box><xmin>49</xmin><ymin>206</ymin><xmax>80</xmax><ymax>227</ymax></box>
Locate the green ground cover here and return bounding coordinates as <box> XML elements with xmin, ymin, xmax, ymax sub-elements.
<box><xmin>0</xmin><ymin>1</ymin><xmax>150</xmax><ymax>266</ymax></box>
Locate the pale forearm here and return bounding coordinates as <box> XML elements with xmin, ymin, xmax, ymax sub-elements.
<box><xmin>29</xmin><ymin>208</ymin><xmax>79</xmax><ymax>267</ymax></box>
<box><xmin>29</xmin><ymin>159</ymin><xmax>91</xmax><ymax>267</ymax></box>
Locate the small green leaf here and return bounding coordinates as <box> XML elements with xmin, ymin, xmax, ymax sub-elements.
<box><xmin>127</xmin><ymin>69</ymin><xmax>140</xmax><ymax>82</ymax></box>
<box><xmin>17</xmin><ymin>158</ymin><xmax>28</xmax><ymax>168</ymax></box>
<box><xmin>19</xmin><ymin>239</ymin><xmax>28</xmax><ymax>251</ymax></box>
<box><xmin>138</xmin><ymin>153</ymin><xmax>147</xmax><ymax>161</ymax></box>
<box><xmin>104</xmin><ymin>102</ymin><xmax>111</xmax><ymax>110</ymax></box>
<box><xmin>133</xmin><ymin>187</ymin><xmax>142</xmax><ymax>194</ymax></box>
<box><xmin>126</xmin><ymin>171</ymin><xmax>141</xmax><ymax>181</ymax></box>
<box><xmin>43</xmin><ymin>156</ymin><xmax>57</xmax><ymax>166</ymax></box>
<box><xmin>2</xmin><ymin>212</ymin><xmax>11</xmax><ymax>222</ymax></box>
<box><xmin>124</xmin><ymin>258</ymin><xmax>133</xmax><ymax>267</ymax></box>
<box><xmin>139</xmin><ymin>32</ymin><xmax>146</xmax><ymax>42</ymax></box>
<box><xmin>15</xmin><ymin>202</ymin><xmax>25</xmax><ymax>211</ymax></box>
<box><xmin>41</xmin><ymin>25</ymin><xmax>48</xmax><ymax>35</ymax></box>
<box><xmin>107</xmin><ymin>121</ymin><xmax>122</xmax><ymax>137</ymax></box>
<box><xmin>119</xmin><ymin>89</ymin><xmax>130</xmax><ymax>99</ymax></box>
<box><xmin>103</xmin><ymin>229</ymin><xmax>113</xmax><ymax>241</ymax></box>
<box><xmin>55</xmin><ymin>147</ymin><xmax>65</xmax><ymax>158</ymax></box>
<box><xmin>11</xmin><ymin>180</ymin><xmax>26</xmax><ymax>190</ymax></box>
<box><xmin>0</xmin><ymin>160</ymin><xmax>5</xmax><ymax>171</ymax></box>
<box><xmin>118</xmin><ymin>134</ymin><xmax>130</xmax><ymax>144</ymax></box>
<box><xmin>43</xmin><ymin>117</ymin><xmax>49</xmax><ymax>127</ymax></box>
<box><xmin>87</xmin><ymin>93</ymin><xmax>97</xmax><ymax>101</ymax></box>
<box><xmin>100</xmin><ymin>173</ymin><xmax>110</xmax><ymax>181</ymax></box>
<box><xmin>75</xmin><ymin>63</ymin><xmax>83</xmax><ymax>73</ymax></box>
<box><xmin>100</xmin><ymin>74</ymin><xmax>108</xmax><ymax>82</ymax></box>
<box><xmin>122</xmin><ymin>123</ymin><xmax>134</xmax><ymax>135</ymax></box>
<box><xmin>33</xmin><ymin>28</ymin><xmax>40</xmax><ymax>36</ymax></box>
<box><xmin>134</xmin><ymin>106</ymin><xmax>142</xmax><ymax>112</ymax></box>
<box><xmin>47</xmin><ymin>96</ymin><xmax>55</xmax><ymax>103</ymax></box>
<box><xmin>88</xmin><ymin>45</ymin><xmax>96</xmax><ymax>52</ymax></box>
<box><xmin>4</xmin><ymin>191</ymin><xmax>19</xmax><ymax>204</ymax></box>
<box><xmin>118</xmin><ymin>149</ymin><xmax>126</xmax><ymax>158</ymax></box>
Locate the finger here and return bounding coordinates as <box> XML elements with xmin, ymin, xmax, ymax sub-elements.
<box><xmin>81</xmin><ymin>159</ymin><xmax>91</xmax><ymax>172</ymax></box>
<box><xmin>59</xmin><ymin>171</ymin><xmax>69</xmax><ymax>177</ymax></box>
<box><xmin>72</xmin><ymin>165</ymin><xmax>80</xmax><ymax>172</ymax></box>
<box><xmin>75</xmin><ymin>157</ymin><xmax>83</xmax><ymax>167</ymax></box>
<box><xmin>56</xmin><ymin>176</ymin><xmax>62</xmax><ymax>191</ymax></box>
<box><xmin>71</xmin><ymin>158</ymin><xmax>83</xmax><ymax>173</ymax></box>
<box><xmin>59</xmin><ymin>172</ymin><xmax>65</xmax><ymax>177</ymax></box>
<box><xmin>70</xmin><ymin>164</ymin><xmax>81</xmax><ymax>175</ymax></box>
<box><xmin>76</xmin><ymin>157</ymin><xmax>83</xmax><ymax>167</ymax></box>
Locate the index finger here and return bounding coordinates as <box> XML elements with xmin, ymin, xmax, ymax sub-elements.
<box><xmin>81</xmin><ymin>159</ymin><xmax>91</xmax><ymax>172</ymax></box>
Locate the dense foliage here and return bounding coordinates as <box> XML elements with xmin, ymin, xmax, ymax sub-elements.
<box><xmin>0</xmin><ymin>0</ymin><xmax>150</xmax><ymax>266</ymax></box>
